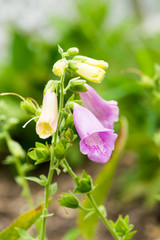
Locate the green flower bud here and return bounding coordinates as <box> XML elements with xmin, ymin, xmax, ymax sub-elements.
<box><xmin>53</xmin><ymin>59</ymin><xmax>68</xmax><ymax>76</ymax></box>
<box><xmin>67</xmin><ymin>47</ymin><xmax>79</xmax><ymax>56</ymax></box>
<box><xmin>59</xmin><ymin>193</ymin><xmax>79</xmax><ymax>209</ymax></box>
<box><xmin>54</xmin><ymin>142</ymin><xmax>65</xmax><ymax>160</ymax></box>
<box><xmin>112</xmin><ymin>215</ymin><xmax>136</xmax><ymax>239</ymax></box>
<box><xmin>44</xmin><ymin>80</ymin><xmax>59</xmax><ymax>94</ymax></box>
<box><xmin>69</xmin><ymin>79</ymin><xmax>88</xmax><ymax>93</ymax></box>
<box><xmin>74</xmin><ymin>170</ymin><xmax>93</xmax><ymax>193</ymax></box>
<box><xmin>28</xmin><ymin>142</ymin><xmax>50</xmax><ymax>164</ymax></box>
<box><xmin>65</xmin><ymin>114</ymin><xmax>74</xmax><ymax>129</ymax></box>
<box><xmin>7</xmin><ymin>139</ymin><xmax>25</xmax><ymax>158</ymax></box>
<box><xmin>21</xmin><ymin>99</ymin><xmax>37</xmax><ymax>116</ymax></box>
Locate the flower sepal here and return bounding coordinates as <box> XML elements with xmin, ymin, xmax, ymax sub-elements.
<box><xmin>21</xmin><ymin>99</ymin><xmax>38</xmax><ymax>117</ymax></box>
<box><xmin>74</xmin><ymin>170</ymin><xmax>93</xmax><ymax>194</ymax></box>
<box><xmin>44</xmin><ymin>80</ymin><xmax>59</xmax><ymax>94</ymax></box>
<box><xmin>59</xmin><ymin>193</ymin><xmax>80</xmax><ymax>209</ymax></box>
<box><xmin>54</xmin><ymin>141</ymin><xmax>66</xmax><ymax>160</ymax></box>
<box><xmin>69</xmin><ymin>78</ymin><xmax>88</xmax><ymax>93</ymax></box>
<box><xmin>65</xmin><ymin>94</ymin><xmax>82</xmax><ymax>110</ymax></box>
<box><xmin>109</xmin><ymin>215</ymin><xmax>136</xmax><ymax>240</ymax></box>
<box><xmin>28</xmin><ymin>142</ymin><xmax>50</xmax><ymax>165</ymax></box>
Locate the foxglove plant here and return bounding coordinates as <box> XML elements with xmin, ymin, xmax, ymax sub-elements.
<box><xmin>0</xmin><ymin>46</ymin><xmax>136</xmax><ymax>240</ymax></box>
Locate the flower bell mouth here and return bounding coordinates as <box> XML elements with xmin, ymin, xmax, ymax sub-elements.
<box><xmin>37</xmin><ymin>122</ymin><xmax>55</xmax><ymax>139</ymax></box>
<box><xmin>36</xmin><ymin>89</ymin><xmax>58</xmax><ymax>139</ymax></box>
<box><xmin>73</xmin><ymin>103</ymin><xmax>117</xmax><ymax>163</ymax></box>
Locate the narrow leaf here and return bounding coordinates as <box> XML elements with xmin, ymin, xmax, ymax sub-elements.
<box><xmin>25</xmin><ymin>176</ymin><xmax>46</xmax><ymax>186</ymax></box>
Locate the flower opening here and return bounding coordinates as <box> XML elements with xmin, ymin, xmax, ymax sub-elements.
<box><xmin>36</xmin><ymin>90</ymin><xmax>58</xmax><ymax>139</ymax></box>
<box><xmin>73</xmin><ymin>103</ymin><xmax>117</xmax><ymax>163</ymax></box>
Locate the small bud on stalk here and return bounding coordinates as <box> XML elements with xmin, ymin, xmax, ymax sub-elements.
<box><xmin>59</xmin><ymin>193</ymin><xmax>79</xmax><ymax>209</ymax></box>
<box><xmin>53</xmin><ymin>59</ymin><xmax>68</xmax><ymax>76</ymax></box>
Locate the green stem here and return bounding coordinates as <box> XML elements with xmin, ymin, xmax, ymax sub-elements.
<box><xmin>79</xmin><ymin>205</ymin><xmax>93</xmax><ymax>212</ymax></box>
<box><xmin>40</xmin><ymin>74</ymin><xmax>65</xmax><ymax>240</ymax></box>
<box><xmin>4</xmin><ymin>132</ymin><xmax>34</xmax><ymax>209</ymax></box>
<box><xmin>87</xmin><ymin>193</ymin><xmax>120</xmax><ymax>240</ymax></box>
<box><xmin>62</xmin><ymin>159</ymin><xmax>76</xmax><ymax>179</ymax></box>
<box><xmin>62</xmin><ymin>160</ymin><xmax>120</xmax><ymax>240</ymax></box>
<box><xmin>14</xmin><ymin>157</ymin><xmax>34</xmax><ymax>208</ymax></box>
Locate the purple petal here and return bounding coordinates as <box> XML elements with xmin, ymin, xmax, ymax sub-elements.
<box><xmin>79</xmin><ymin>84</ymin><xmax>119</xmax><ymax>129</ymax></box>
<box><xmin>73</xmin><ymin>104</ymin><xmax>117</xmax><ymax>163</ymax></box>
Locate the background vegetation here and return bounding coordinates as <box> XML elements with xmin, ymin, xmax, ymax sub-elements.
<box><xmin>0</xmin><ymin>0</ymin><xmax>160</xmax><ymax>233</ymax></box>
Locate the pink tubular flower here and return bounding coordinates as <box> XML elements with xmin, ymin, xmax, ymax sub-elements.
<box><xmin>73</xmin><ymin>103</ymin><xmax>117</xmax><ymax>163</ymax></box>
<box><xmin>36</xmin><ymin>89</ymin><xmax>58</xmax><ymax>139</ymax></box>
<box><xmin>79</xmin><ymin>84</ymin><xmax>119</xmax><ymax>129</ymax></box>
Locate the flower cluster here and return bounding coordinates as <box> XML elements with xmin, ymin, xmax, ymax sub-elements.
<box><xmin>34</xmin><ymin>50</ymin><xmax>118</xmax><ymax>163</ymax></box>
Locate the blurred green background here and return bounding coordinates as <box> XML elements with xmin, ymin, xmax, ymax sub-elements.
<box><xmin>0</xmin><ymin>0</ymin><xmax>160</xmax><ymax>207</ymax></box>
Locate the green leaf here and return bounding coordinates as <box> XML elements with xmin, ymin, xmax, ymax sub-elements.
<box><xmin>15</xmin><ymin>228</ymin><xmax>36</xmax><ymax>240</ymax></box>
<box><xmin>124</xmin><ymin>215</ymin><xmax>129</xmax><ymax>226</ymax></box>
<box><xmin>28</xmin><ymin>151</ymin><xmax>37</xmax><ymax>161</ymax></box>
<box><xmin>77</xmin><ymin>117</ymin><xmax>128</xmax><ymax>239</ymax></box>
<box><xmin>62</xmin><ymin>228</ymin><xmax>79</xmax><ymax>240</ymax></box>
<box><xmin>3</xmin><ymin>156</ymin><xmax>15</xmax><ymax>165</ymax></box>
<box><xmin>15</xmin><ymin>176</ymin><xmax>23</xmax><ymax>186</ymax></box>
<box><xmin>20</xmin><ymin>99</ymin><xmax>37</xmax><ymax>116</ymax></box>
<box><xmin>35</xmin><ymin>142</ymin><xmax>46</xmax><ymax>149</ymax></box>
<box><xmin>0</xmin><ymin>203</ymin><xmax>44</xmax><ymax>240</ymax></box>
<box><xmin>58</xmin><ymin>45</ymin><xmax>63</xmax><ymax>55</ymax></box>
<box><xmin>25</xmin><ymin>176</ymin><xmax>46</xmax><ymax>186</ymax></box>
<box><xmin>49</xmin><ymin>183</ymin><xmax>58</xmax><ymax>196</ymax></box>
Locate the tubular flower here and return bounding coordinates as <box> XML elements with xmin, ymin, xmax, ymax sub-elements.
<box><xmin>73</xmin><ymin>103</ymin><xmax>117</xmax><ymax>163</ymax></box>
<box><xmin>36</xmin><ymin>89</ymin><xmax>58</xmax><ymax>139</ymax></box>
<box><xmin>74</xmin><ymin>55</ymin><xmax>108</xmax><ymax>70</ymax></box>
<box><xmin>79</xmin><ymin>84</ymin><xmax>119</xmax><ymax>129</ymax></box>
<box><xmin>69</xmin><ymin>61</ymin><xmax>106</xmax><ymax>83</ymax></box>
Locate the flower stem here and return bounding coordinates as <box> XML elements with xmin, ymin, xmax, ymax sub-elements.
<box><xmin>62</xmin><ymin>159</ymin><xmax>76</xmax><ymax>179</ymax></box>
<box><xmin>40</xmin><ymin>74</ymin><xmax>65</xmax><ymax>240</ymax></box>
<box><xmin>4</xmin><ymin>132</ymin><xmax>34</xmax><ymax>208</ymax></box>
<box><xmin>14</xmin><ymin>156</ymin><xmax>34</xmax><ymax>208</ymax></box>
<box><xmin>87</xmin><ymin>193</ymin><xmax>120</xmax><ymax>240</ymax></box>
<box><xmin>62</xmin><ymin>160</ymin><xmax>120</xmax><ymax>240</ymax></box>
